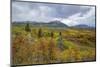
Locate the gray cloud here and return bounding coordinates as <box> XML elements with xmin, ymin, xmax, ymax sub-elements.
<box><xmin>12</xmin><ymin>1</ymin><xmax>95</xmax><ymax>26</ymax></box>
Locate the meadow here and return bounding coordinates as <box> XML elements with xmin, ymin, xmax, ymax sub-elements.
<box><xmin>12</xmin><ymin>23</ymin><xmax>96</xmax><ymax>65</ymax></box>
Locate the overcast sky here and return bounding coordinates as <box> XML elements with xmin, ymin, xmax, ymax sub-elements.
<box><xmin>12</xmin><ymin>1</ymin><xmax>96</xmax><ymax>26</ymax></box>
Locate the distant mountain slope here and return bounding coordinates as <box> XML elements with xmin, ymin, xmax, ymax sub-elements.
<box><xmin>12</xmin><ymin>20</ymin><xmax>68</xmax><ymax>28</ymax></box>
<box><xmin>47</xmin><ymin>20</ymin><xmax>68</xmax><ymax>27</ymax></box>
<box><xmin>72</xmin><ymin>24</ymin><xmax>95</xmax><ymax>28</ymax></box>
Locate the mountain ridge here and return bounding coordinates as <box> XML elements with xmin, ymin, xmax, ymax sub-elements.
<box><xmin>12</xmin><ymin>21</ymin><xmax>95</xmax><ymax>29</ymax></box>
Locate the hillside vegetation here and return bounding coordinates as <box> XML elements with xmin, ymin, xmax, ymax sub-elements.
<box><xmin>12</xmin><ymin>23</ymin><xmax>96</xmax><ymax>65</ymax></box>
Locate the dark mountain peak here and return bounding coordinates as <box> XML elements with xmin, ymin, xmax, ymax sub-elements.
<box><xmin>49</xmin><ymin>20</ymin><xmax>62</xmax><ymax>24</ymax></box>
<box><xmin>50</xmin><ymin>20</ymin><xmax>61</xmax><ymax>22</ymax></box>
<box><xmin>48</xmin><ymin>20</ymin><xmax>68</xmax><ymax>27</ymax></box>
<box><xmin>75</xmin><ymin>24</ymin><xmax>89</xmax><ymax>27</ymax></box>
<box><xmin>73</xmin><ymin>24</ymin><xmax>95</xmax><ymax>29</ymax></box>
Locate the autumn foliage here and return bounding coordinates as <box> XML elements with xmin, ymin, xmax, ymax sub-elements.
<box><xmin>12</xmin><ymin>23</ymin><xmax>96</xmax><ymax>65</ymax></box>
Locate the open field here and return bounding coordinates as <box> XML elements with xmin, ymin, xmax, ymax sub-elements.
<box><xmin>12</xmin><ymin>24</ymin><xmax>96</xmax><ymax>65</ymax></box>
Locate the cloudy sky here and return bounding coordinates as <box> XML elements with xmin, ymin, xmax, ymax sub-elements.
<box><xmin>12</xmin><ymin>1</ymin><xmax>96</xmax><ymax>26</ymax></box>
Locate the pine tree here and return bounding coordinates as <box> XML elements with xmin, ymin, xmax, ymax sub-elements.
<box><xmin>25</xmin><ymin>23</ymin><xmax>31</xmax><ymax>32</ymax></box>
<box><xmin>51</xmin><ymin>31</ymin><xmax>54</xmax><ymax>38</ymax></box>
<box><xmin>59</xmin><ymin>32</ymin><xmax>62</xmax><ymax>36</ymax></box>
<box><xmin>57</xmin><ymin>32</ymin><xmax>64</xmax><ymax>51</ymax></box>
<box><xmin>38</xmin><ymin>28</ymin><xmax>42</xmax><ymax>38</ymax></box>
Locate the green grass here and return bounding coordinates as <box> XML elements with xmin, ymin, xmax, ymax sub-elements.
<box><xmin>12</xmin><ymin>25</ymin><xmax>96</xmax><ymax>65</ymax></box>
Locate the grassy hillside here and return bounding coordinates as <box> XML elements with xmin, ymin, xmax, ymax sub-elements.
<box><xmin>12</xmin><ymin>24</ymin><xmax>96</xmax><ymax>65</ymax></box>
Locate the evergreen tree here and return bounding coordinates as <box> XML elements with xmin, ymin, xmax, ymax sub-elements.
<box><xmin>57</xmin><ymin>32</ymin><xmax>64</xmax><ymax>51</ymax></box>
<box><xmin>51</xmin><ymin>31</ymin><xmax>54</xmax><ymax>38</ymax></box>
<box><xmin>25</xmin><ymin>23</ymin><xmax>31</xmax><ymax>32</ymax></box>
<box><xmin>38</xmin><ymin>28</ymin><xmax>42</xmax><ymax>38</ymax></box>
<box><xmin>59</xmin><ymin>32</ymin><xmax>62</xmax><ymax>36</ymax></box>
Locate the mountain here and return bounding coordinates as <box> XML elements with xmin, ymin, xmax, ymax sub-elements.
<box><xmin>12</xmin><ymin>20</ymin><xmax>68</xmax><ymax>28</ymax></box>
<box><xmin>72</xmin><ymin>24</ymin><xmax>95</xmax><ymax>29</ymax></box>
<box><xmin>48</xmin><ymin>20</ymin><xmax>68</xmax><ymax>27</ymax></box>
<box><xmin>74</xmin><ymin>24</ymin><xmax>89</xmax><ymax>28</ymax></box>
